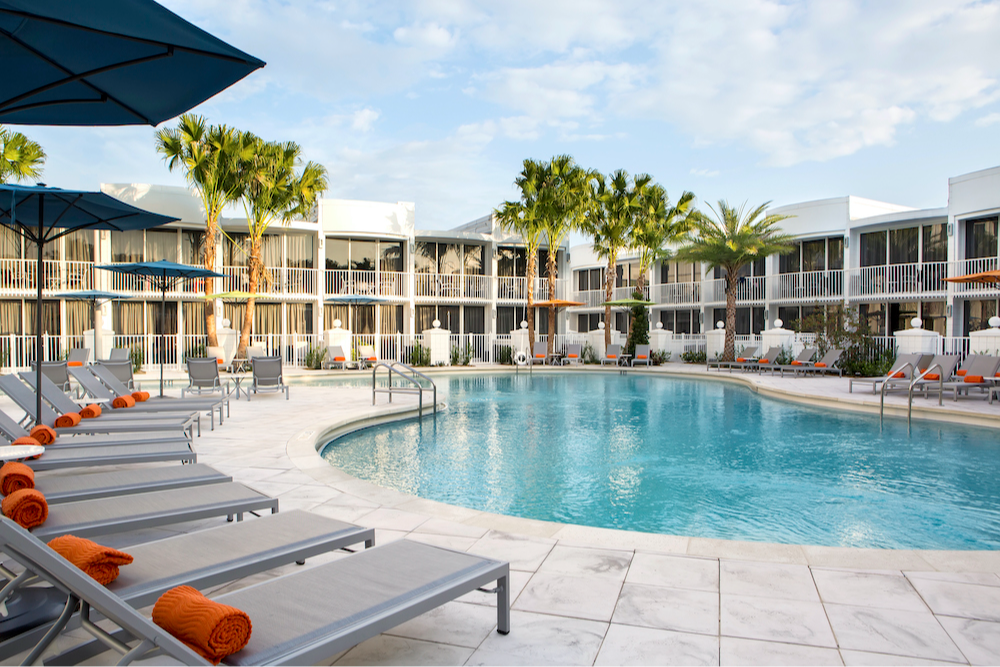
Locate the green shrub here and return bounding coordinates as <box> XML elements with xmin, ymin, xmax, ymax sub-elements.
<box><xmin>625</xmin><ymin>291</ymin><xmax>650</xmax><ymax>357</ymax></box>
<box><xmin>130</xmin><ymin>345</ymin><xmax>143</xmax><ymax>373</ymax></box>
<box><xmin>650</xmin><ymin>350</ymin><xmax>670</xmax><ymax>365</ymax></box>
<box><xmin>496</xmin><ymin>345</ymin><xmax>513</xmax><ymax>365</ymax></box>
<box><xmin>680</xmin><ymin>349</ymin><xmax>707</xmax><ymax>364</ymax></box>
<box><xmin>304</xmin><ymin>344</ymin><xmax>325</xmax><ymax>370</ymax></box>
<box><xmin>582</xmin><ymin>342</ymin><xmax>599</xmax><ymax>364</ymax></box>
<box><xmin>408</xmin><ymin>342</ymin><xmax>430</xmax><ymax>366</ymax></box>
<box><xmin>450</xmin><ymin>344</ymin><xmax>472</xmax><ymax>366</ymax></box>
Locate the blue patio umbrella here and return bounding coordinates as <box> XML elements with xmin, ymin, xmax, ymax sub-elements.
<box><xmin>0</xmin><ymin>0</ymin><xmax>265</xmax><ymax>125</ymax></box>
<box><xmin>325</xmin><ymin>294</ymin><xmax>388</xmax><ymax>333</ymax></box>
<box><xmin>97</xmin><ymin>260</ymin><xmax>224</xmax><ymax>397</ymax></box>
<box><xmin>53</xmin><ymin>289</ymin><xmax>130</xmax><ymax>360</ymax></box>
<box><xmin>0</xmin><ymin>184</ymin><xmax>178</xmax><ymax>425</ymax></box>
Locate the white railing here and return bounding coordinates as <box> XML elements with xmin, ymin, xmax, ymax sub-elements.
<box><xmin>0</xmin><ymin>259</ymin><xmax>95</xmax><ymax>294</ymax></box>
<box><xmin>221</xmin><ymin>266</ymin><xmax>315</xmax><ymax>296</ymax></box>
<box><xmin>655</xmin><ymin>281</ymin><xmax>701</xmax><ymax>305</ymax></box>
<box><xmin>325</xmin><ymin>270</ymin><xmax>407</xmax><ymax>299</ymax></box>
<box><xmin>110</xmin><ymin>263</ymin><xmax>207</xmax><ymax>296</ymax></box>
<box><xmin>951</xmin><ymin>257</ymin><xmax>1000</xmax><ymax>296</ymax></box>
<box><xmin>571</xmin><ymin>289</ymin><xmax>605</xmax><ymax>308</ymax></box>
<box><xmin>772</xmin><ymin>270</ymin><xmax>844</xmax><ymax>302</ymax></box>
<box><xmin>938</xmin><ymin>336</ymin><xmax>972</xmax><ymax>357</ymax></box>
<box><xmin>704</xmin><ymin>276</ymin><xmax>767</xmax><ymax>303</ymax></box>
<box><xmin>847</xmin><ymin>262</ymin><xmax>948</xmax><ymax>300</ymax></box>
<box><xmin>0</xmin><ymin>333</ymin><xmax>82</xmax><ymax>370</ymax></box>
<box><xmin>497</xmin><ymin>277</ymin><xmax>527</xmax><ymax>301</ymax></box>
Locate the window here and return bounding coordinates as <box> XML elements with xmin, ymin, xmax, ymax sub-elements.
<box><xmin>380</xmin><ymin>241</ymin><xmax>404</xmax><ymax>273</ymax></box>
<box><xmin>677</xmin><ymin>310</ymin><xmax>694</xmax><ymax>334</ymax></box>
<box><xmin>589</xmin><ymin>268</ymin><xmax>602</xmax><ymax>291</ymax></box>
<box><xmin>577</xmin><ymin>270</ymin><xmax>589</xmax><ymax>291</ymax></box>
<box><xmin>64</xmin><ymin>230</ymin><xmax>94</xmax><ymax>262</ymax></box>
<box><xmin>24</xmin><ymin>300</ymin><xmax>60</xmax><ymax>335</ymax></box>
<box><xmin>537</xmin><ymin>308</ymin><xmax>550</xmax><ymax>335</ymax></box>
<box><xmin>325</xmin><ymin>238</ymin><xmax>349</xmax><ymax>270</ymax></box>
<box><xmin>827</xmin><ymin>237</ymin><xmax>844</xmax><ymax>270</ymax></box>
<box><xmin>921</xmin><ymin>302</ymin><xmax>946</xmax><ymax>335</ymax></box>
<box><xmin>498</xmin><ymin>306</ymin><xmax>524</xmax><ymax>333</ymax></box>
<box><xmin>182</xmin><ymin>231</ymin><xmax>203</xmax><ymax>266</ymax></box>
<box><xmin>0</xmin><ymin>227</ymin><xmax>20</xmax><ymax>259</ymax></box>
<box><xmin>802</xmin><ymin>240</ymin><xmax>825</xmax><ymax>272</ymax></box>
<box><xmin>183</xmin><ymin>302</ymin><xmax>206</xmax><ymax>336</ymax></box>
<box><xmin>578</xmin><ymin>314</ymin><xmax>590</xmax><ymax>333</ymax></box>
<box><xmin>859</xmin><ymin>302</ymin><xmax>886</xmax><ymax>336</ymax></box>
<box><xmin>860</xmin><ymin>231</ymin><xmax>887</xmax><ymax>267</ymax></box>
<box><xmin>922</xmin><ymin>224</ymin><xmax>947</xmax><ymax>262</ymax></box>
<box><xmin>463</xmin><ymin>245</ymin><xmax>484</xmax><ymax>275</ymax></box>
<box><xmin>0</xmin><ymin>301</ymin><xmax>20</xmax><ymax>334</ymax></box>
<box><xmin>889</xmin><ymin>227</ymin><xmax>918</xmax><ymax>264</ymax></box>
<box><xmin>463</xmin><ymin>306</ymin><xmax>485</xmax><ymax>333</ymax></box>
<box><xmin>777</xmin><ymin>306</ymin><xmax>800</xmax><ymax>331</ymax></box>
<box><xmin>380</xmin><ymin>305</ymin><xmax>404</xmax><ymax>334</ymax></box>
<box><xmin>965</xmin><ymin>217</ymin><xmax>998</xmax><ymax>260</ymax></box>
<box><xmin>779</xmin><ymin>245</ymin><xmax>800</xmax><ymax>273</ymax></box>
<box><xmin>146</xmin><ymin>301</ymin><xmax>177</xmax><ymax>335</ymax></box>
<box><xmin>437</xmin><ymin>244</ymin><xmax>460</xmax><ymax>275</ymax></box>
<box><xmin>497</xmin><ymin>247</ymin><xmax>526</xmax><ymax>277</ymax></box>
<box><xmin>351</xmin><ymin>240</ymin><xmax>376</xmax><ymax>272</ymax></box>
<box><xmin>287</xmin><ymin>303</ymin><xmax>313</xmax><ymax>335</ymax></box>
<box><xmin>286</xmin><ymin>235</ymin><xmax>314</xmax><ymax>269</ymax></box>
<box><xmin>414</xmin><ymin>242</ymin><xmax>436</xmax><ymax>273</ymax></box>
<box><xmin>112</xmin><ymin>230</ymin><xmax>143</xmax><ymax>263</ymax></box>
<box><xmin>964</xmin><ymin>299</ymin><xmax>998</xmax><ymax>335</ymax></box>
<box><xmin>323</xmin><ymin>304</ymin><xmax>347</xmax><ymax>329</ymax></box>
<box><xmin>146</xmin><ymin>230</ymin><xmax>177</xmax><ymax>263</ymax></box>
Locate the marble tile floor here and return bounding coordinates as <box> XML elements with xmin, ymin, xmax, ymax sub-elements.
<box><xmin>3</xmin><ymin>368</ymin><xmax>1000</xmax><ymax>666</ymax></box>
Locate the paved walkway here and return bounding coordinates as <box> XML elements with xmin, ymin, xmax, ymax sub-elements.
<box><xmin>10</xmin><ymin>364</ymin><xmax>1000</xmax><ymax>665</ymax></box>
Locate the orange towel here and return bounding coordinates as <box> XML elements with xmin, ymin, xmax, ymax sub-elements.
<box><xmin>890</xmin><ymin>371</ymin><xmax>905</xmax><ymax>379</ymax></box>
<box><xmin>535</xmin><ymin>354</ymin><xmax>545</xmax><ymax>358</ymax></box>
<box><xmin>29</xmin><ymin>425</ymin><xmax>56</xmax><ymax>445</ymax></box>
<box><xmin>957</xmin><ymin>369</ymin><xmax>967</xmax><ymax>376</ymax></box>
<box><xmin>67</xmin><ymin>361</ymin><xmax>84</xmax><ymax>367</ymax></box>
<box><xmin>54</xmin><ymin>413</ymin><xmax>81</xmax><ymax>428</ymax></box>
<box><xmin>924</xmin><ymin>373</ymin><xmax>940</xmax><ymax>380</ymax></box>
<box><xmin>0</xmin><ymin>462</ymin><xmax>34</xmax><ymax>496</ymax></box>
<box><xmin>152</xmin><ymin>586</ymin><xmax>252</xmax><ymax>664</ymax></box>
<box><xmin>791</xmin><ymin>361</ymin><xmax>802</xmax><ymax>366</ymax></box>
<box><xmin>132</xmin><ymin>391</ymin><xmax>150</xmax><ymax>402</ymax></box>
<box><xmin>607</xmin><ymin>354</ymin><xmax>617</xmax><ymax>359</ymax></box>
<box><xmin>815</xmin><ymin>362</ymin><xmax>827</xmax><ymax>368</ymax></box>
<box><xmin>112</xmin><ymin>395</ymin><xmax>135</xmax><ymax>409</ymax></box>
<box><xmin>758</xmin><ymin>359</ymin><xmax>769</xmax><ymax>364</ymax></box>
<box><xmin>216</xmin><ymin>359</ymin><xmax>224</xmax><ymax>364</ymax></box>
<box><xmin>2</xmin><ymin>488</ymin><xmax>47</xmax><ymax>529</ymax></box>
<box><xmin>737</xmin><ymin>357</ymin><xmax>746</xmax><ymax>363</ymax></box>
<box><xmin>334</xmin><ymin>356</ymin><xmax>346</xmax><ymax>362</ymax></box>
<box><xmin>964</xmin><ymin>375</ymin><xmax>984</xmax><ymax>383</ymax></box>
<box><xmin>637</xmin><ymin>355</ymin><xmax>647</xmax><ymax>359</ymax></box>
<box><xmin>367</xmin><ymin>357</ymin><xmax>377</xmax><ymax>362</ymax></box>
<box><xmin>80</xmin><ymin>404</ymin><xmax>102</xmax><ymax>419</ymax></box>
<box><xmin>567</xmin><ymin>354</ymin><xmax>578</xmax><ymax>358</ymax></box>
<box><xmin>47</xmin><ymin>535</ymin><xmax>133</xmax><ymax>585</ymax></box>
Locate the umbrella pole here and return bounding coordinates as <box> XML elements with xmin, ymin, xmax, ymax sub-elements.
<box><xmin>91</xmin><ymin>298</ymin><xmax>98</xmax><ymax>362</ymax></box>
<box><xmin>160</xmin><ymin>279</ymin><xmax>166</xmax><ymax>398</ymax></box>
<box><xmin>35</xmin><ymin>200</ymin><xmax>44</xmax><ymax>427</ymax></box>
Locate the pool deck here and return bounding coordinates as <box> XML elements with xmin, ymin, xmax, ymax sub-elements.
<box><xmin>10</xmin><ymin>363</ymin><xmax>1000</xmax><ymax>665</ymax></box>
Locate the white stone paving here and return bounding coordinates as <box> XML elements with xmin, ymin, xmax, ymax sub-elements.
<box><xmin>8</xmin><ymin>362</ymin><xmax>1000</xmax><ymax>665</ymax></box>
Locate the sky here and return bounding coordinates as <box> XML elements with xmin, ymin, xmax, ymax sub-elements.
<box><xmin>16</xmin><ymin>0</ymin><xmax>1000</xmax><ymax>242</ymax></box>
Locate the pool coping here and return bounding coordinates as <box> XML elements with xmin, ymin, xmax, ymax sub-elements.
<box><xmin>285</xmin><ymin>368</ymin><xmax>1000</xmax><ymax>573</ymax></box>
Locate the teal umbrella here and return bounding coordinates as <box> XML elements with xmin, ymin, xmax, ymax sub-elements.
<box><xmin>97</xmin><ymin>261</ymin><xmax>224</xmax><ymax>397</ymax></box>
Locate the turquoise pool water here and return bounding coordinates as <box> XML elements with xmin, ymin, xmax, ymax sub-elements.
<box><xmin>319</xmin><ymin>373</ymin><xmax>1000</xmax><ymax>549</ymax></box>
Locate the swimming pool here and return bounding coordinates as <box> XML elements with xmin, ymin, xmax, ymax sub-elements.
<box><xmin>319</xmin><ymin>373</ymin><xmax>1000</xmax><ymax>550</ymax></box>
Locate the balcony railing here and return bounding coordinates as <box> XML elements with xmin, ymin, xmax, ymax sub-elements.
<box><xmin>221</xmin><ymin>266</ymin><xmax>316</xmax><ymax>297</ymax></box>
<box><xmin>495</xmin><ymin>277</ymin><xmax>566</xmax><ymax>302</ymax></box>
<box><xmin>772</xmin><ymin>270</ymin><xmax>844</xmax><ymax>303</ymax></box>
<box><xmin>0</xmin><ymin>259</ymin><xmax>94</xmax><ymax>294</ymax></box>
<box><xmin>325</xmin><ymin>270</ymin><xmax>407</xmax><ymax>299</ymax></box>
<box><xmin>415</xmin><ymin>273</ymin><xmax>491</xmax><ymax>300</ymax></box>
<box><xmin>951</xmin><ymin>257</ymin><xmax>1000</xmax><ymax>296</ymax></box>
<box><xmin>847</xmin><ymin>262</ymin><xmax>948</xmax><ymax>300</ymax></box>
<box><xmin>655</xmin><ymin>281</ymin><xmax>701</xmax><ymax>305</ymax></box>
<box><xmin>704</xmin><ymin>276</ymin><xmax>767</xmax><ymax>303</ymax></box>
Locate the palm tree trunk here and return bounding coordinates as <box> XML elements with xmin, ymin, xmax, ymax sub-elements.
<box><xmin>604</xmin><ymin>256</ymin><xmax>615</xmax><ymax>347</ymax></box>
<box><xmin>526</xmin><ymin>248</ymin><xmax>536</xmax><ymax>351</ymax></box>
<box><xmin>725</xmin><ymin>271</ymin><xmax>737</xmax><ymax>361</ymax></box>
<box><xmin>546</xmin><ymin>251</ymin><xmax>557</xmax><ymax>357</ymax></box>
<box><xmin>204</xmin><ymin>222</ymin><xmax>219</xmax><ymax>347</ymax></box>
<box><xmin>237</xmin><ymin>237</ymin><xmax>260</xmax><ymax>357</ymax></box>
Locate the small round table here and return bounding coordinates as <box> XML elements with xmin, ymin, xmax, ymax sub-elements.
<box><xmin>0</xmin><ymin>445</ymin><xmax>44</xmax><ymax>461</ymax></box>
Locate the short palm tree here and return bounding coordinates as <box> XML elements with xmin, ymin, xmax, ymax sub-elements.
<box><xmin>496</xmin><ymin>159</ymin><xmax>547</xmax><ymax>349</ymax></box>
<box><xmin>235</xmin><ymin>134</ymin><xmax>328</xmax><ymax>356</ymax></box>
<box><xmin>631</xmin><ymin>185</ymin><xmax>696</xmax><ymax>296</ymax></box>
<box><xmin>155</xmin><ymin>115</ymin><xmax>248</xmax><ymax>347</ymax></box>
<box><xmin>0</xmin><ymin>125</ymin><xmax>45</xmax><ymax>183</ymax></box>
<box><xmin>676</xmin><ymin>201</ymin><xmax>794</xmax><ymax>361</ymax></box>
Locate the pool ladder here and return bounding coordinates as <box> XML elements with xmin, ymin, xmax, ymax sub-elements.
<box><xmin>880</xmin><ymin>361</ymin><xmax>944</xmax><ymax>428</ymax></box>
<box><xmin>372</xmin><ymin>361</ymin><xmax>438</xmax><ymax>419</ymax></box>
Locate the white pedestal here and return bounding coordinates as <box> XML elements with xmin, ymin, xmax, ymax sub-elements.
<box><xmin>422</xmin><ymin>327</ymin><xmax>451</xmax><ymax>365</ymax></box>
<box><xmin>894</xmin><ymin>328</ymin><xmax>939</xmax><ymax>355</ymax></box>
<box><xmin>217</xmin><ymin>327</ymin><xmax>238</xmax><ymax>363</ymax></box>
<box><xmin>650</xmin><ymin>329</ymin><xmax>671</xmax><ymax>354</ymax></box>
<box><xmin>706</xmin><ymin>329</ymin><xmax>726</xmax><ymax>360</ymax></box>
<box><xmin>84</xmin><ymin>329</ymin><xmax>114</xmax><ymax>361</ymax></box>
<box><xmin>969</xmin><ymin>328</ymin><xmax>1000</xmax><ymax>355</ymax></box>
<box><xmin>324</xmin><ymin>327</ymin><xmax>352</xmax><ymax>355</ymax></box>
<box><xmin>761</xmin><ymin>327</ymin><xmax>795</xmax><ymax>355</ymax></box>
<box><xmin>510</xmin><ymin>329</ymin><xmax>529</xmax><ymax>359</ymax></box>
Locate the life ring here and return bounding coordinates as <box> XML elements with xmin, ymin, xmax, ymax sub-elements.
<box><xmin>513</xmin><ymin>351</ymin><xmax>528</xmax><ymax>366</ymax></box>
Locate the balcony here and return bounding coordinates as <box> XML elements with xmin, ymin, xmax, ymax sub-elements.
<box><xmin>771</xmin><ymin>270</ymin><xmax>844</xmax><ymax>303</ymax></box>
<box><xmin>655</xmin><ymin>281</ymin><xmax>701</xmax><ymax>305</ymax></box>
<box><xmin>325</xmin><ymin>270</ymin><xmax>407</xmax><ymax>299</ymax></box>
<box><xmin>496</xmin><ymin>277</ymin><xmax>567</xmax><ymax>302</ymax></box>
<box><xmin>704</xmin><ymin>276</ymin><xmax>767</xmax><ymax>304</ymax></box>
<box><xmin>415</xmin><ymin>273</ymin><xmax>491</xmax><ymax>301</ymax></box>
<box><xmin>846</xmin><ymin>262</ymin><xmax>947</xmax><ymax>301</ymax></box>
<box><xmin>950</xmin><ymin>257</ymin><xmax>1000</xmax><ymax>298</ymax></box>
<box><xmin>220</xmin><ymin>266</ymin><xmax>316</xmax><ymax>297</ymax></box>
<box><xmin>0</xmin><ymin>259</ymin><xmax>94</xmax><ymax>295</ymax></box>
<box><xmin>108</xmin><ymin>262</ymin><xmax>208</xmax><ymax>296</ymax></box>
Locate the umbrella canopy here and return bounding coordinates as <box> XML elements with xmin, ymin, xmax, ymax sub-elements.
<box><xmin>54</xmin><ymin>290</ymin><xmax>130</xmax><ymax>360</ymax></box>
<box><xmin>324</xmin><ymin>294</ymin><xmax>389</xmax><ymax>305</ymax></box>
<box><xmin>0</xmin><ymin>0</ymin><xmax>265</xmax><ymax>126</ymax></box>
<box><xmin>944</xmin><ymin>270</ymin><xmax>1000</xmax><ymax>285</ymax></box>
<box><xmin>98</xmin><ymin>261</ymin><xmax>224</xmax><ymax>397</ymax></box>
<box><xmin>0</xmin><ymin>184</ymin><xmax>178</xmax><ymax>422</ymax></box>
<box><xmin>534</xmin><ymin>299</ymin><xmax>585</xmax><ymax>308</ymax></box>
<box><xmin>601</xmin><ymin>298</ymin><xmax>656</xmax><ymax>307</ymax></box>
<box><xmin>206</xmin><ymin>291</ymin><xmax>276</xmax><ymax>301</ymax></box>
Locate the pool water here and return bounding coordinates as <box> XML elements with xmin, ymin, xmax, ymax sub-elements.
<box><xmin>320</xmin><ymin>373</ymin><xmax>1000</xmax><ymax>549</ymax></box>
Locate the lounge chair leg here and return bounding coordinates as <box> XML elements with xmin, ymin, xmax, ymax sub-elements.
<box><xmin>295</xmin><ymin>559</ymin><xmax>305</xmax><ymax>565</ymax></box>
<box><xmin>496</xmin><ymin>572</ymin><xmax>510</xmax><ymax>635</ymax></box>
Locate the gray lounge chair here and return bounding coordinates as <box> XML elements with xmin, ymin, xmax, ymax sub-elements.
<box><xmin>724</xmin><ymin>346</ymin><xmax>778</xmax><ymax>373</ymax></box>
<box><xmin>96</xmin><ymin>359</ymin><xmax>139</xmax><ymax>390</ymax></box>
<box><xmin>6</xmin><ymin>523</ymin><xmax>509</xmax><ymax>667</ymax></box>
<box><xmin>15</xmin><ymin>441</ymin><xmax>196</xmax><ymax>472</ymax></box>
<box><xmin>0</xmin><ymin>375</ymin><xmax>194</xmax><ymax>442</ymax></box>
<box><xmin>772</xmin><ymin>347</ymin><xmax>817</xmax><ymax>376</ymax></box>
<box><xmin>561</xmin><ymin>343</ymin><xmax>582</xmax><ymax>365</ymax></box>
<box><xmin>0</xmin><ymin>408</ymin><xmax>191</xmax><ymax>450</ymax></box>
<box><xmin>794</xmin><ymin>348</ymin><xmax>844</xmax><ymax>377</ymax></box>
<box><xmin>108</xmin><ymin>347</ymin><xmax>130</xmax><ymax>361</ymax></box>
<box><xmin>848</xmin><ymin>353</ymin><xmax>930</xmax><ymax>394</ymax></box>
<box><xmin>711</xmin><ymin>346</ymin><xmax>758</xmax><ymax>371</ymax></box>
<box><xmin>182</xmin><ymin>357</ymin><xmax>231</xmax><ymax>397</ymax></box>
<box><xmin>322</xmin><ymin>345</ymin><xmax>348</xmax><ymax>370</ymax></box>
<box><xmin>250</xmin><ymin>356</ymin><xmax>289</xmax><ymax>401</ymax></box>
<box><xmin>0</xmin><ymin>511</ymin><xmax>375</xmax><ymax>661</ymax></box>
<box><xmin>632</xmin><ymin>344</ymin><xmax>651</xmax><ymax>367</ymax></box>
<box><xmin>29</xmin><ymin>361</ymin><xmax>71</xmax><ymax>392</ymax></box>
<box><xmin>529</xmin><ymin>341</ymin><xmax>548</xmax><ymax>366</ymax></box>
<box><xmin>932</xmin><ymin>355</ymin><xmax>1000</xmax><ymax>402</ymax></box>
<box><xmin>67</xmin><ymin>348</ymin><xmax>90</xmax><ymax>365</ymax></box>
<box><xmin>899</xmin><ymin>355</ymin><xmax>961</xmax><ymax>399</ymax></box>
<box><xmin>20</xmin><ymin>372</ymin><xmax>201</xmax><ymax>436</ymax></box>
<box><xmin>602</xmin><ymin>344</ymin><xmax>622</xmax><ymax>366</ymax></box>
<box><xmin>35</xmin><ymin>464</ymin><xmax>231</xmax><ymax>504</ymax></box>
<box><xmin>27</xmin><ymin>482</ymin><xmax>278</xmax><ymax>541</ymax></box>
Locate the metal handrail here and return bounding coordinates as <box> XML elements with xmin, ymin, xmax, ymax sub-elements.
<box><xmin>907</xmin><ymin>363</ymin><xmax>944</xmax><ymax>425</ymax></box>
<box><xmin>372</xmin><ymin>361</ymin><xmax>437</xmax><ymax>418</ymax></box>
<box><xmin>879</xmin><ymin>361</ymin><xmax>914</xmax><ymax>424</ymax></box>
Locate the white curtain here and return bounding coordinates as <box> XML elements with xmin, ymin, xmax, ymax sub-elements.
<box><xmin>0</xmin><ymin>301</ymin><xmax>21</xmax><ymax>334</ymax></box>
<box><xmin>286</xmin><ymin>235</ymin><xmax>314</xmax><ymax>268</ymax></box>
<box><xmin>323</xmin><ymin>305</ymin><xmax>347</xmax><ymax>329</ymax></box>
<box><xmin>65</xmin><ymin>301</ymin><xmax>88</xmax><ymax>336</ymax></box>
<box><xmin>111</xmin><ymin>230</ymin><xmax>143</xmax><ymax>263</ymax></box>
<box><xmin>64</xmin><ymin>230</ymin><xmax>94</xmax><ymax>262</ymax></box>
<box><xmin>114</xmin><ymin>302</ymin><xmax>144</xmax><ymax>335</ymax></box>
<box><xmin>287</xmin><ymin>303</ymin><xmax>313</xmax><ymax>334</ymax></box>
<box><xmin>146</xmin><ymin>230</ymin><xmax>178</xmax><ymax>263</ymax></box>
<box><xmin>183</xmin><ymin>302</ymin><xmax>206</xmax><ymax>335</ymax></box>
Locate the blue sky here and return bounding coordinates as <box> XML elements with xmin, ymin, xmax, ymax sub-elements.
<box><xmin>18</xmin><ymin>0</ymin><xmax>1000</xmax><ymax>238</ymax></box>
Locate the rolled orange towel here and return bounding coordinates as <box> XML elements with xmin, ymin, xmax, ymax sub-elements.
<box><xmin>736</xmin><ymin>357</ymin><xmax>746</xmax><ymax>363</ymax></box>
<box><xmin>80</xmin><ymin>404</ymin><xmax>102</xmax><ymax>419</ymax></box>
<box><xmin>2</xmin><ymin>488</ymin><xmax>47</xmax><ymax>529</ymax></box>
<box><xmin>890</xmin><ymin>371</ymin><xmax>905</xmax><ymax>379</ymax></box>
<box><xmin>54</xmin><ymin>413</ymin><xmax>81</xmax><ymax>428</ymax></box>
<box><xmin>367</xmin><ymin>357</ymin><xmax>377</xmax><ymax>362</ymax></box>
<box><xmin>112</xmin><ymin>395</ymin><xmax>135</xmax><ymax>409</ymax></box>
<box><xmin>334</xmin><ymin>356</ymin><xmax>346</xmax><ymax>362</ymax></box>
<box><xmin>964</xmin><ymin>375</ymin><xmax>984</xmax><ymax>383</ymax></box>
<box><xmin>29</xmin><ymin>425</ymin><xmax>56</xmax><ymax>445</ymax></box>
<box><xmin>67</xmin><ymin>361</ymin><xmax>83</xmax><ymax>367</ymax></box>
<box><xmin>11</xmin><ymin>436</ymin><xmax>42</xmax><ymax>460</ymax></box>
<box><xmin>131</xmin><ymin>391</ymin><xmax>150</xmax><ymax>402</ymax></box>
<box><xmin>790</xmin><ymin>361</ymin><xmax>802</xmax><ymax>366</ymax></box>
<box><xmin>47</xmin><ymin>535</ymin><xmax>133</xmax><ymax>585</ymax></box>
<box><xmin>0</xmin><ymin>462</ymin><xmax>34</xmax><ymax>496</ymax></box>
<box><xmin>924</xmin><ymin>373</ymin><xmax>940</xmax><ymax>380</ymax></box>
<box><xmin>957</xmin><ymin>369</ymin><xmax>968</xmax><ymax>376</ymax></box>
<box><xmin>152</xmin><ymin>585</ymin><xmax>252</xmax><ymax>664</ymax></box>
<box><xmin>758</xmin><ymin>359</ymin><xmax>769</xmax><ymax>364</ymax></box>
<box><xmin>815</xmin><ymin>362</ymin><xmax>827</xmax><ymax>368</ymax></box>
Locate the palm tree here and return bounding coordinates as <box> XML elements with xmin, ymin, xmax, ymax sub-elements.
<box><xmin>581</xmin><ymin>170</ymin><xmax>649</xmax><ymax>347</ymax></box>
<box><xmin>0</xmin><ymin>125</ymin><xmax>45</xmax><ymax>183</ymax></box>
<box><xmin>234</xmin><ymin>134</ymin><xmax>328</xmax><ymax>356</ymax></box>
<box><xmin>676</xmin><ymin>201</ymin><xmax>794</xmax><ymax>362</ymax></box>
<box><xmin>539</xmin><ymin>155</ymin><xmax>591</xmax><ymax>356</ymax></box>
<box><xmin>631</xmin><ymin>185</ymin><xmax>697</xmax><ymax>296</ymax></box>
<box><xmin>495</xmin><ymin>159</ymin><xmax>546</xmax><ymax>350</ymax></box>
<box><xmin>155</xmin><ymin>115</ymin><xmax>247</xmax><ymax>347</ymax></box>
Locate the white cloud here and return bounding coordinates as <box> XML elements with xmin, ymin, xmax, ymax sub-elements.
<box><xmin>690</xmin><ymin>168</ymin><xmax>720</xmax><ymax>178</ymax></box>
<box><xmin>351</xmin><ymin>108</ymin><xmax>381</xmax><ymax>132</ymax></box>
<box><xmin>975</xmin><ymin>112</ymin><xmax>1000</xmax><ymax>127</ymax></box>
<box><xmin>393</xmin><ymin>23</ymin><xmax>456</xmax><ymax>50</ymax></box>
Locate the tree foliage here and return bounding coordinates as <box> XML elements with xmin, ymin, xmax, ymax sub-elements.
<box><xmin>0</xmin><ymin>125</ymin><xmax>45</xmax><ymax>184</ymax></box>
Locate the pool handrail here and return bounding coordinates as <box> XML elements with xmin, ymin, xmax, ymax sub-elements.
<box><xmin>371</xmin><ymin>361</ymin><xmax>437</xmax><ymax>418</ymax></box>
<box><xmin>907</xmin><ymin>362</ymin><xmax>944</xmax><ymax>425</ymax></box>
<box><xmin>879</xmin><ymin>360</ymin><xmax>914</xmax><ymax>424</ymax></box>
